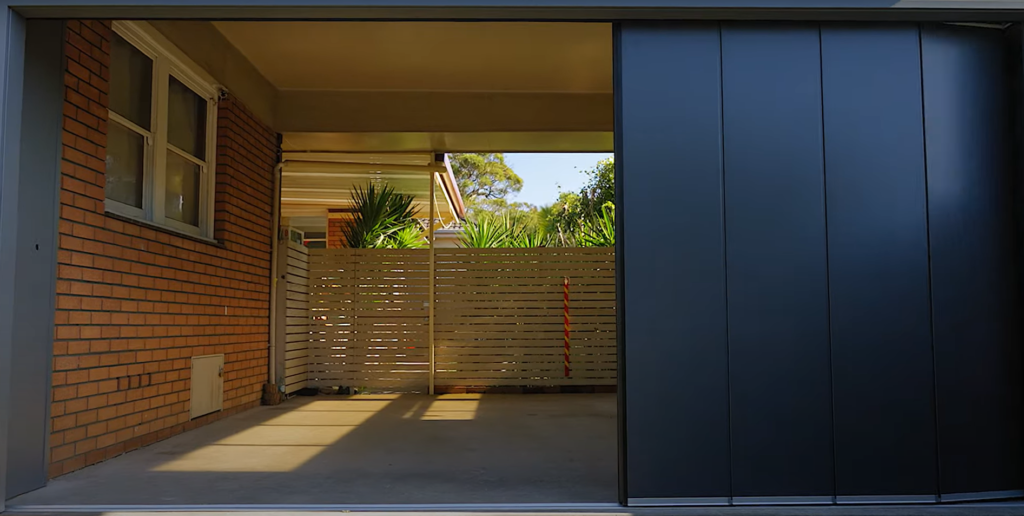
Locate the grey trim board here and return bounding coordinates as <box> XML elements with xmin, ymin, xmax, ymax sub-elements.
<box><xmin>6</xmin><ymin>504</ymin><xmax>628</xmax><ymax>513</ymax></box>
<box><xmin>836</xmin><ymin>495</ymin><xmax>939</xmax><ymax>504</ymax></box>
<box><xmin>611</xmin><ymin>21</ymin><xmax>626</xmax><ymax>507</ymax></box>
<box><xmin>6</xmin><ymin>18</ymin><xmax>64</xmax><ymax>499</ymax></box>
<box><xmin>13</xmin><ymin>3</ymin><xmax>1024</xmax><ymax>22</ymax></box>
<box><xmin>627</xmin><ymin>498</ymin><xmax>730</xmax><ymax>507</ymax></box>
<box><xmin>0</xmin><ymin>6</ymin><xmax>26</xmax><ymax>509</ymax></box>
<box><xmin>940</xmin><ymin>491</ymin><xmax>1024</xmax><ymax>503</ymax></box>
<box><xmin>731</xmin><ymin>497</ymin><xmax>836</xmax><ymax>505</ymax></box>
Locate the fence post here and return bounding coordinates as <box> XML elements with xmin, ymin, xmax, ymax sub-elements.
<box><xmin>428</xmin><ymin>170</ymin><xmax>436</xmax><ymax>395</ymax></box>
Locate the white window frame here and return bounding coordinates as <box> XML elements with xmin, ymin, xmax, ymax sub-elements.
<box><xmin>107</xmin><ymin>21</ymin><xmax>220</xmax><ymax>239</ymax></box>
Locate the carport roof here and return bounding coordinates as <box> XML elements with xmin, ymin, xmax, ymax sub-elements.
<box><xmin>280</xmin><ymin>152</ymin><xmax>465</xmax><ymax>226</ymax></box>
<box><xmin>147</xmin><ymin>20</ymin><xmax>614</xmax><ymax>152</ymax></box>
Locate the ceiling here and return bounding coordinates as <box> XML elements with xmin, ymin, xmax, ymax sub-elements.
<box><xmin>212</xmin><ymin>21</ymin><xmax>612</xmax><ymax>93</ymax></box>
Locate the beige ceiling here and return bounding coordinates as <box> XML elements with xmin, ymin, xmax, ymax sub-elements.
<box><xmin>212</xmin><ymin>21</ymin><xmax>612</xmax><ymax>93</ymax></box>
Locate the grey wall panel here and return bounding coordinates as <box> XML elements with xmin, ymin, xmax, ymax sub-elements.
<box><xmin>5</xmin><ymin>19</ymin><xmax>63</xmax><ymax>499</ymax></box>
<box><xmin>820</xmin><ymin>24</ymin><xmax>938</xmax><ymax>499</ymax></box>
<box><xmin>721</xmin><ymin>23</ymin><xmax>834</xmax><ymax>498</ymax></box>
<box><xmin>922</xmin><ymin>24</ymin><xmax>1024</xmax><ymax>497</ymax></box>
<box><xmin>617</xmin><ymin>22</ymin><xmax>731</xmax><ymax>501</ymax></box>
<box><xmin>0</xmin><ymin>10</ymin><xmax>26</xmax><ymax>509</ymax></box>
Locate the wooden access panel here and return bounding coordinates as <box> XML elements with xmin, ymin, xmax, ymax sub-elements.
<box><xmin>190</xmin><ymin>354</ymin><xmax>224</xmax><ymax>419</ymax></box>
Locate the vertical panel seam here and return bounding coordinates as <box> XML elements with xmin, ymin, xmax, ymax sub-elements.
<box><xmin>818</xmin><ymin>22</ymin><xmax>839</xmax><ymax>504</ymax></box>
<box><xmin>918</xmin><ymin>23</ymin><xmax>943</xmax><ymax>500</ymax></box>
<box><xmin>718</xmin><ymin>21</ymin><xmax>734</xmax><ymax>504</ymax></box>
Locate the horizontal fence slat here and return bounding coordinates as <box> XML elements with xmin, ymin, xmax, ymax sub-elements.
<box><xmin>302</xmin><ymin>247</ymin><xmax>616</xmax><ymax>389</ymax></box>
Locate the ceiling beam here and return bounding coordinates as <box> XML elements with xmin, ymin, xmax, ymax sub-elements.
<box><xmin>281</xmin><ymin>131</ymin><xmax>614</xmax><ymax>153</ymax></box>
<box><xmin>275</xmin><ymin>90</ymin><xmax>612</xmax><ymax>133</ymax></box>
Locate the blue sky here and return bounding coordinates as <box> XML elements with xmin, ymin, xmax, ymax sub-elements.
<box><xmin>503</xmin><ymin>153</ymin><xmax>613</xmax><ymax>208</ymax></box>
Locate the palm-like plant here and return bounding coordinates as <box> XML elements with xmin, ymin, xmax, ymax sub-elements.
<box><xmin>510</xmin><ymin>227</ymin><xmax>553</xmax><ymax>248</ymax></box>
<box><xmin>459</xmin><ymin>210</ymin><xmax>563</xmax><ymax>249</ymax></box>
<box><xmin>459</xmin><ymin>215</ymin><xmax>511</xmax><ymax>248</ymax></box>
<box><xmin>342</xmin><ymin>183</ymin><xmax>418</xmax><ymax>249</ymax></box>
<box><xmin>386</xmin><ymin>225</ymin><xmax>428</xmax><ymax>249</ymax></box>
<box><xmin>575</xmin><ymin>203</ymin><xmax>615</xmax><ymax>247</ymax></box>
<box><xmin>460</xmin><ymin>211</ymin><xmax>559</xmax><ymax>248</ymax></box>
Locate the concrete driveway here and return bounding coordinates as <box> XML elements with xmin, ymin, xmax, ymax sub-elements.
<box><xmin>7</xmin><ymin>394</ymin><xmax>617</xmax><ymax>507</ymax></box>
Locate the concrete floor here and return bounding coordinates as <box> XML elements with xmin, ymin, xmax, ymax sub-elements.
<box><xmin>8</xmin><ymin>394</ymin><xmax>617</xmax><ymax>506</ymax></box>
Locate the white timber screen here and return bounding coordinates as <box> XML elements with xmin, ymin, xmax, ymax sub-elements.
<box><xmin>284</xmin><ymin>240</ymin><xmax>311</xmax><ymax>394</ymax></box>
<box><xmin>305</xmin><ymin>247</ymin><xmax>616</xmax><ymax>390</ymax></box>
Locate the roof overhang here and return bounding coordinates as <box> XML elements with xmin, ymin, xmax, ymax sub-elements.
<box><xmin>279</xmin><ymin>152</ymin><xmax>465</xmax><ymax>226</ymax></box>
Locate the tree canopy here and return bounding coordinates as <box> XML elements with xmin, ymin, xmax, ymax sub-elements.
<box><xmin>545</xmin><ymin>157</ymin><xmax>614</xmax><ymax>236</ymax></box>
<box><xmin>449</xmin><ymin>153</ymin><xmax>524</xmax><ymax>215</ymax></box>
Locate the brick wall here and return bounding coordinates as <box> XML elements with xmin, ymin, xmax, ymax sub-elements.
<box><xmin>50</xmin><ymin>20</ymin><xmax>278</xmax><ymax>477</ymax></box>
<box><xmin>326</xmin><ymin>210</ymin><xmax>355</xmax><ymax>248</ymax></box>
<box><xmin>327</xmin><ymin>211</ymin><xmax>344</xmax><ymax>249</ymax></box>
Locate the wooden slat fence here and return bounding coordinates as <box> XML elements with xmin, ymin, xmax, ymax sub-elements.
<box><xmin>434</xmin><ymin>247</ymin><xmax>616</xmax><ymax>386</ymax></box>
<box><xmin>305</xmin><ymin>247</ymin><xmax>616</xmax><ymax>390</ymax></box>
<box><xmin>284</xmin><ymin>241</ymin><xmax>311</xmax><ymax>394</ymax></box>
<box><xmin>307</xmin><ymin>248</ymin><xmax>431</xmax><ymax>389</ymax></box>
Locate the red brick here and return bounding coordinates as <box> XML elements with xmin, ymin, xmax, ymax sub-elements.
<box><xmin>51</xmin><ymin>22</ymin><xmax>274</xmax><ymax>481</ymax></box>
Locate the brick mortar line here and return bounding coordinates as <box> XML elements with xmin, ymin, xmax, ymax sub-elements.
<box><xmin>55</xmin><ymin>276</ymin><xmax>271</xmax><ymax>298</ymax></box>
<box><xmin>59</xmin><ymin>224</ymin><xmax>273</xmax><ymax>272</ymax></box>
<box><xmin>215</xmin><ymin>200</ymin><xmax>275</xmax><ymax>227</ymax></box>
<box><xmin>56</xmin><ymin>247</ymin><xmax>272</xmax><ymax>281</ymax></box>
<box><xmin>56</xmin><ymin>255</ymin><xmax>272</xmax><ymax>286</ymax></box>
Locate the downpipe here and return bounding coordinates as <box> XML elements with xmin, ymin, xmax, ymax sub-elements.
<box><xmin>265</xmin><ymin>160</ymin><xmax>285</xmax><ymax>404</ymax></box>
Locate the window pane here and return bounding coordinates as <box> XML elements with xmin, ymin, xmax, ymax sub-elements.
<box><xmin>110</xmin><ymin>33</ymin><xmax>153</xmax><ymax>130</ymax></box>
<box><xmin>106</xmin><ymin>121</ymin><xmax>145</xmax><ymax>208</ymax></box>
<box><xmin>168</xmin><ymin>77</ymin><xmax>207</xmax><ymax>159</ymax></box>
<box><xmin>165</xmin><ymin>151</ymin><xmax>201</xmax><ymax>227</ymax></box>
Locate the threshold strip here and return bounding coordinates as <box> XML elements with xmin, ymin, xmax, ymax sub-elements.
<box><xmin>5</xmin><ymin>503</ymin><xmax>627</xmax><ymax>513</ymax></box>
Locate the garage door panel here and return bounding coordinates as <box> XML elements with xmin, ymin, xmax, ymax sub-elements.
<box><xmin>721</xmin><ymin>23</ymin><xmax>834</xmax><ymax>500</ymax></box>
<box><xmin>617</xmin><ymin>21</ymin><xmax>731</xmax><ymax>503</ymax></box>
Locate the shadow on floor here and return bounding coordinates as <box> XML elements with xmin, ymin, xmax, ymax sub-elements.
<box><xmin>8</xmin><ymin>393</ymin><xmax>617</xmax><ymax>505</ymax></box>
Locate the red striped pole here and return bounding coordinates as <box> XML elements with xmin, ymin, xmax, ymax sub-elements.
<box><xmin>564</xmin><ymin>276</ymin><xmax>570</xmax><ymax>377</ymax></box>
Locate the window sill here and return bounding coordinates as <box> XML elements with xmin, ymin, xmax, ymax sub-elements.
<box><xmin>105</xmin><ymin>211</ymin><xmax>226</xmax><ymax>249</ymax></box>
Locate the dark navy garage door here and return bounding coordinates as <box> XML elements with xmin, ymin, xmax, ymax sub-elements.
<box><xmin>617</xmin><ymin>21</ymin><xmax>1023</xmax><ymax>505</ymax></box>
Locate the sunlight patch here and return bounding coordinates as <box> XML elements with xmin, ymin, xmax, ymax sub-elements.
<box><xmin>152</xmin><ymin>445</ymin><xmax>324</xmax><ymax>472</ymax></box>
<box><xmin>421</xmin><ymin>398</ymin><xmax>481</xmax><ymax>420</ymax></box>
